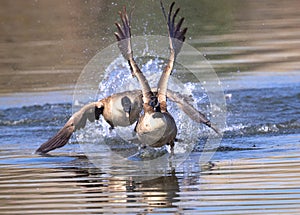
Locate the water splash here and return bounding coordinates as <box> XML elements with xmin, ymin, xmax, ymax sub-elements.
<box><xmin>77</xmin><ymin>56</ymin><xmax>210</xmax><ymax>160</ymax></box>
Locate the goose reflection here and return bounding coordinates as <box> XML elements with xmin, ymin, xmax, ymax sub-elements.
<box><xmin>63</xmin><ymin>163</ymin><xmax>180</xmax><ymax>214</ymax></box>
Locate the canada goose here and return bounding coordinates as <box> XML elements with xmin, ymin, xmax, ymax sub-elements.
<box><xmin>36</xmin><ymin>2</ymin><xmax>219</xmax><ymax>154</ymax></box>
<box><xmin>114</xmin><ymin>2</ymin><xmax>187</xmax><ymax>152</ymax></box>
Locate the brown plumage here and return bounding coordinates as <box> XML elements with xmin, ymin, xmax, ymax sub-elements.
<box><xmin>114</xmin><ymin>1</ymin><xmax>188</xmax><ymax>152</ymax></box>
<box><xmin>36</xmin><ymin>91</ymin><xmax>142</xmax><ymax>154</ymax></box>
<box><xmin>36</xmin><ymin>1</ymin><xmax>219</xmax><ymax>155</ymax></box>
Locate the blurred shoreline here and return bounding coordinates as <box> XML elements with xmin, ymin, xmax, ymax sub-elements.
<box><xmin>1</xmin><ymin>0</ymin><xmax>300</xmax><ymax>98</ymax></box>
<box><xmin>0</xmin><ymin>89</ymin><xmax>74</xmax><ymax>109</ymax></box>
<box><xmin>0</xmin><ymin>69</ymin><xmax>80</xmax><ymax>94</ymax></box>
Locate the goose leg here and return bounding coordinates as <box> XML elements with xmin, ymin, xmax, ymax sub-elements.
<box><xmin>167</xmin><ymin>140</ymin><xmax>175</xmax><ymax>156</ymax></box>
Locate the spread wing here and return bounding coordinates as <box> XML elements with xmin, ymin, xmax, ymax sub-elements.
<box><xmin>35</xmin><ymin>101</ymin><xmax>104</xmax><ymax>154</ymax></box>
<box><xmin>166</xmin><ymin>90</ymin><xmax>220</xmax><ymax>134</ymax></box>
<box><xmin>161</xmin><ymin>1</ymin><xmax>187</xmax><ymax>56</ymax></box>
<box><xmin>157</xmin><ymin>1</ymin><xmax>188</xmax><ymax>111</ymax></box>
<box><xmin>114</xmin><ymin>7</ymin><xmax>153</xmax><ymax>105</ymax></box>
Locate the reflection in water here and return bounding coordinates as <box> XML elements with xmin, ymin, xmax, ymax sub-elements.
<box><xmin>0</xmin><ymin>154</ymin><xmax>181</xmax><ymax>214</ymax></box>
<box><xmin>2</xmin><ymin>151</ymin><xmax>300</xmax><ymax>214</ymax></box>
<box><xmin>78</xmin><ymin>169</ymin><xmax>180</xmax><ymax>214</ymax></box>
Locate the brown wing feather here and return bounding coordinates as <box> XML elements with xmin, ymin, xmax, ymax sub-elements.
<box><xmin>114</xmin><ymin>6</ymin><xmax>153</xmax><ymax>105</ymax></box>
<box><xmin>35</xmin><ymin>101</ymin><xmax>104</xmax><ymax>154</ymax></box>
<box><xmin>157</xmin><ymin>2</ymin><xmax>188</xmax><ymax>111</ymax></box>
<box><xmin>166</xmin><ymin>90</ymin><xmax>220</xmax><ymax>135</ymax></box>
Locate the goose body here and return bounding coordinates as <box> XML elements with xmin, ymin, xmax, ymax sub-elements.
<box><xmin>101</xmin><ymin>91</ymin><xmax>142</xmax><ymax>128</ymax></box>
<box><xmin>136</xmin><ymin>110</ymin><xmax>177</xmax><ymax>148</ymax></box>
<box><xmin>114</xmin><ymin>2</ymin><xmax>187</xmax><ymax>152</ymax></box>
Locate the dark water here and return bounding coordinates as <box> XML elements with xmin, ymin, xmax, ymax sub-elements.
<box><xmin>1</xmin><ymin>71</ymin><xmax>299</xmax><ymax>214</ymax></box>
<box><xmin>1</xmin><ymin>0</ymin><xmax>300</xmax><ymax>214</ymax></box>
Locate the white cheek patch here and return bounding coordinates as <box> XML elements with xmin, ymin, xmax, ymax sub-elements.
<box><xmin>111</xmin><ymin>97</ymin><xmax>132</xmax><ymax>127</ymax></box>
